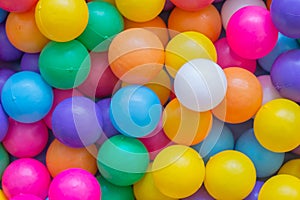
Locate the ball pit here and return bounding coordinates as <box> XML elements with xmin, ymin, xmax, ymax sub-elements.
<box><xmin>1</xmin><ymin>0</ymin><xmax>300</xmax><ymax>199</ymax></box>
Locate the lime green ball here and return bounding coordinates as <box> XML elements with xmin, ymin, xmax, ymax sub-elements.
<box><xmin>97</xmin><ymin>135</ymin><xmax>149</xmax><ymax>186</ymax></box>
<box><xmin>0</xmin><ymin>144</ymin><xmax>9</xmax><ymax>180</ymax></box>
<box><xmin>97</xmin><ymin>176</ymin><xmax>135</xmax><ymax>200</ymax></box>
<box><xmin>39</xmin><ymin>40</ymin><xmax>91</xmax><ymax>89</ymax></box>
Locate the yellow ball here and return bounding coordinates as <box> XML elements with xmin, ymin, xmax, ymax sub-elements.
<box><xmin>134</xmin><ymin>165</ymin><xmax>177</xmax><ymax>200</ymax></box>
<box><xmin>165</xmin><ymin>31</ymin><xmax>217</xmax><ymax>77</ymax></box>
<box><xmin>204</xmin><ymin>150</ymin><xmax>256</xmax><ymax>200</ymax></box>
<box><xmin>254</xmin><ymin>98</ymin><xmax>300</xmax><ymax>152</ymax></box>
<box><xmin>258</xmin><ymin>174</ymin><xmax>300</xmax><ymax>200</ymax></box>
<box><xmin>0</xmin><ymin>190</ymin><xmax>7</xmax><ymax>200</ymax></box>
<box><xmin>278</xmin><ymin>159</ymin><xmax>300</xmax><ymax>179</ymax></box>
<box><xmin>35</xmin><ymin>0</ymin><xmax>88</xmax><ymax>42</ymax></box>
<box><xmin>115</xmin><ymin>0</ymin><xmax>165</xmax><ymax>22</ymax></box>
<box><xmin>152</xmin><ymin>145</ymin><xmax>205</xmax><ymax>199</ymax></box>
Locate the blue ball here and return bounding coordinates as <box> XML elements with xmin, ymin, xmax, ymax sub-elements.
<box><xmin>235</xmin><ymin>129</ymin><xmax>285</xmax><ymax>178</ymax></box>
<box><xmin>110</xmin><ymin>85</ymin><xmax>162</xmax><ymax>138</ymax></box>
<box><xmin>1</xmin><ymin>71</ymin><xmax>53</xmax><ymax>123</ymax></box>
<box><xmin>258</xmin><ymin>33</ymin><xmax>300</xmax><ymax>72</ymax></box>
<box><xmin>0</xmin><ymin>104</ymin><xmax>8</xmax><ymax>141</ymax></box>
<box><xmin>192</xmin><ymin>118</ymin><xmax>234</xmax><ymax>163</ymax></box>
<box><xmin>0</xmin><ymin>8</ymin><xmax>7</xmax><ymax>23</ymax></box>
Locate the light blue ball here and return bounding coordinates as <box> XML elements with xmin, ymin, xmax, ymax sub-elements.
<box><xmin>1</xmin><ymin>71</ymin><xmax>53</xmax><ymax>123</ymax></box>
<box><xmin>258</xmin><ymin>33</ymin><xmax>300</xmax><ymax>72</ymax></box>
<box><xmin>193</xmin><ymin>118</ymin><xmax>234</xmax><ymax>163</ymax></box>
<box><xmin>235</xmin><ymin>129</ymin><xmax>285</xmax><ymax>178</ymax></box>
<box><xmin>110</xmin><ymin>85</ymin><xmax>162</xmax><ymax>138</ymax></box>
<box><xmin>0</xmin><ymin>8</ymin><xmax>7</xmax><ymax>23</ymax></box>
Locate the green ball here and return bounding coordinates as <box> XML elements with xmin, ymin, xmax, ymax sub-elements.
<box><xmin>77</xmin><ymin>1</ymin><xmax>124</xmax><ymax>52</ymax></box>
<box><xmin>0</xmin><ymin>144</ymin><xmax>9</xmax><ymax>180</ymax></box>
<box><xmin>39</xmin><ymin>40</ymin><xmax>91</xmax><ymax>89</ymax></box>
<box><xmin>97</xmin><ymin>135</ymin><xmax>149</xmax><ymax>186</ymax></box>
<box><xmin>97</xmin><ymin>176</ymin><xmax>135</xmax><ymax>200</ymax></box>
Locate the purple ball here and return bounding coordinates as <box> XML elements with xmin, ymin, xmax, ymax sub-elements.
<box><xmin>96</xmin><ymin>98</ymin><xmax>119</xmax><ymax>138</ymax></box>
<box><xmin>20</xmin><ymin>53</ymin><xmax>40</xmax><ymax>73</ymax></box>
<box><xmin>163</xmin><ymin>0</ymin><xmax>175</xmax><ymax>11</ymax></box>
<box><xmin>183</xmin><ymin>186</ymin><xmax>214</xmax><ymax>200</ymax></box>
<box><xmin>244</xmin><ymin>180</ymin><xmax>264</xmax><ymax>200</ymax></box>
<box><xmin>271</xmin><ymin>49</ymin><xmax>300</xmax><ymax>102</ymax></box>
<box><xmin>0</xmin><ymin>104</ymin><xmax>8</xmax><ymax>141</ymax></box>
<box><xmin>0</xmin><ymin>23</ymin><xmax>23</xmax><ymax>61</ymax></box>
<box><xmin>0</xmin><ymin>68</ymin><xmax>14</xmax><ymax>95</ymax></box>
<box><xmin>52</xmin><ymin>96</ymin><xmax>103</xmax><ymax>148</ymax></box>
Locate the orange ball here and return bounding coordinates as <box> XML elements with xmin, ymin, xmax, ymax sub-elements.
<box><xmin>213</xmin><ymin>67</ymin><xmax>263</xmax><ymax>124</ymax></box>
<box><xmin>108</xmin><ymin>28</ymin><xmax>165</xmax><ymax>84</ymax></box>
<box><xmin>168</xmin><ymin>5</ymin><xmax>222</xmax><ymax>42</ymax></box>
<box><xmin>46</xmin><ymin>139</ymin><xmax>98</xmax><ymax>177</ymax></box>
<box><xmin>5</xmin><ymin>7</ymin><xmax>49</xmax><ymax>53</ymax></box>
<box><xmin>124</xmin><ymin>16</ymin><xmax>169</xmax><ymax>47</ymax></box>
<box><xmin>163</xmin><ymin>98</ymin><xmax>213</xmax><ymax>146</ymax></box>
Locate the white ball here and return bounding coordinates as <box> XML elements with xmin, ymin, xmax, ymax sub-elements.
<box><xmin>221</xmin><ymin>0</ymin><xmax>266</xmax><ymax>30</ymax></box>
<box><xmin>174</xmin><ymin>58</ymin><xmax>227</xmax><ymax>112</ymax></box>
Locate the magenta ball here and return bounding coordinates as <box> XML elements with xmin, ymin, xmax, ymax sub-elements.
<box><xmin>227</xmin><ymin>6</ymin><xmax>278</xmax><ymax>59</ymax></box>
<box><xmin>10</xmin><ymin>194</ymin><xmax>43</xmax><ymax>200</ymax></box>
<box><xmin>3</xmin><ymin>119</ymin><xmax>48</xmax><ymax>158</ymax></box>
<box><xmin>48</xmin><ymin>168</ymin><xmax>101</xmax><ymax>200</ymax></box>
<box><xmin>214</xmin><ymin>37</ymin><xmax>256</xmax><ymax>73</ymax></box>
<box><xmin>2</xmin><ymin>158</ymin><xmax>51</xmax><ymax>199</ymax></box>
<box><xmin>257</xmin><ymin>75</ymin><xmax>282</xmax><ymax>105</ymax></box>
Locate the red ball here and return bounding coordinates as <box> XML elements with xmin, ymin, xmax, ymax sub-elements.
<box><xmin>0</xmin><ymin>0</ymin><xmax>38</xmax><ymax>12</ymax></box>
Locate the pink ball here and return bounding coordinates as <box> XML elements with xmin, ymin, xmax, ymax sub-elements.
<box><xmin>257</xmin><ymin>75</ymin><xmax>282</xmax><ymax>105</ymax></box>
<box><xmin>43</xmin><ymin>88</ymin><xmax>83</xmax><ymax>129</ymax></box>
<box><xmin>214</xmin><ymin>37</ymin><xmax>257</xmax><ymax>73</ymax></box>
<box><xmin>3</xmin><ymin>119</ymin><xmax>48</xmax><ymax>158</ymax></box>
<box><xmin>227</xmin><ymin>6</ymin><xmax>278</xmax><ymax>59</ymax></box>
<box><xmin>48</xmin><ymin>168</ymin><xmax>101</xmax><ymax>200</ymax></box>
<box><xmin>10</xmin><ymin>194</ymin><xmax>43</xmax><ymax>200</ymax></box>
<box><xmin>2</xmin><ymin>158</ymin><xmax>51</xmax><ymax>199</ymax></box>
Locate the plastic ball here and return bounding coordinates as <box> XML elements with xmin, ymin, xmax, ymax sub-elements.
<box><xmin>133</xmin><ymin>165</ymin><xmax>176</xmax><ymax>200</ymax></box>
<box><xmin>3</xmin><ymin>119</ymin><xmax>48</xmax><ymax>158</ymax></box>
<box><xmin>77</xmin><ymin>1</ymin><xmax>124</xmax><ymax>52</ymax></box>
<box><xmin>110</xmin><ymin>85</ymin><xmax>162</xmax><ymax>138</ymax></box>
<box><xmin>204</xmin><ymin>150</ymin><xmax>256</xmax><ymax>200</ymax></box>
<box><xmin>170</xmin><ymin>0</ymin><xmax>213</xmax><ymax>11</ymax></box>
<box><xmin>1</xmin><ymin>71</ymin><xmax>53</xmax><ymax>123</ymax></box>
<box><xmin>20</xmin><ymin>53</ymin><xmax>40</xmax><ymax>73</ymax></box>
<box><xmin>5</xmin><ymin>8</ymin><xmax>49</xmax><ymax>53</ymax></box>
<box><xmin>257</xmin><ymin>75</ymin><xmax>282</xmax><ymax>105</ymax></box>
<box><xmin>163</xmin><ymin>0</ymin><xmax>175</xmax><ymax>11</ymax></box>
<box><xmin>174</xmin><ymin>58</ymin><xmax>227</xmax><ymax>112</ymax></box>
<box><xmin>0</xmin><ymin>0</ymin><xmax>38</xmax><ymax>12</ymax></box>
<box><xmin>182</xmin><ymin>186</ymin><xmax>213</xmax><ymax>200</ymax></box>
<box><xmin>235</xmin><ymin>129</ymin><xmax>284</xmax><ymax>178</ymax></box>
<box><xmin>10</xmin><ymin>194</ymin><xmax>42</xmax><ymax>200</ymax></box>
<box><xmin>52</xmin><ymin>96</ymin><xmax>103</xmax><ymax>148</ymax></box>
<box><xmin>0</xmin><ymin>104</ymin><xmax>8</xmax><ymax>141</ymax></box>
<box><xmin>163</xmin><ymin>98</ymin><xmax>212</xmax><ymax>146</ymax></box>
<box><xmin>46</xmin><ymin>139</ymin><xmax>97</xmax><ymax>177</ymax></box>
<box><xmin>39</xmin><ymin>40</ymin><xmax>90</xmax><ymax>89</ymax></box>
<box><xmin>0</xmin><ymin>190</ymin><xmax>6</xmax><ymax>200</ymax></box>
<box><xmin>0</xmin><ymin>23</ymin><xmax>23</xmax><ymax>62</ymax></box>
<box><xmin>168</xmin><ymin>5</ymin><xmax>221</xmax><ymax>42</ymax></box>
<box><xmin>0</xmin><ymin>8</ymin><xmax>8</xmax><ymax>23</ymax></box>
<box><xmin>212</xmin><ymin>67</ymin><xmax>263</xmax><ymax>124</ymax></box>
<box><xmin>165</xmin><ymin>31</ymin><xmax>217</xmax><ymax>77</ymax></box>
<box><xmin>245</xmin><ymin>181</ymin><xmax>264</xmax><ymax>200</ymax></box>
<box><xmin>254</xmin><ymin>98</ymin><xmax>300</xmax><ymax>152</ymax></box>
<box><xmin>77</xmin><ymin>52</ymin><xmax>120</xmax><ymax>99</ymax></box>
<box><xmin>115</xmin><ymin>0</ymin><xmax>165</xmax><ymax>22</ymax></box>
<box><xmin>221</xmin><ymin>0</ymin><xmax>266</xmax><ymax>30</ymax></box>
<box><xmin>278</xmin><ymin>159</ymin><xmax>300</xmax><ymax>179</ymax></box>
<box><xmin>227</xmin><ymin>6</ymin><xmax>278</xmax><ymax>59</ymax></box>
<box><xmin>48</xmin><ymin>168</ymin><xmax>101</xmax><ymax>200</ymax></box>
<box><xmin>2</xmin><ymin>158</ymin><xmax>51</xmax><ymax>199</ymax></box>
<box><xmin>271</xmin><ymin>49</ymin><xmax>300</xmax><ymax>102</ymax></box>
<box><xmin>98</xmin><ymin>176</ymin><xmax>135</xmax><ymax>200</ymax></box>
<box><xmin>193</xmin><ymin>118</ymin><xmax>234</xmax><ymax>163</ymax></box>
<box><xmin>108</xmin><ymin>28</ymin><xmax>164</xmax><ymax>84</ymax></box>
<box><xmin>97</xmin><ymin>135</ymin><xmax>150</xmax><ymax>186</ymax></box>
<box><xmin>152</xmin><ymin>145</ymin><xmax>205</xmax><ymax>199</ymax></box>
<box><xmin>0</xmin><ymin>144</ymin><xmax>9</xmax><ymax>180</ymax></box>
<box><xmin>214</xmin><ymin>37</ymin><xmax>257</xmax><ymax>73</ymax></box>
<box><xmin>258</xmin><ymin>174</ymin><xmax>300</xmax><ymax>200</ymax></box>
<box><xmin>35</xmin><ymin>0</ymin><xmax>88</xmax><ymax>42</ymax></box>
<box><xmin>271</xmin><ymin>0</ymin><xmax>300</xmax><ymax>38</ymax></box>
<box><xmin>258</xmin><ymin>33</ymin><xmax>300</xmax><ymax>72</ymax></box>
<box><xmin>124</xmin><ymin>16</ymin><xmax>169</xmax><ymax>47</ymax></box>
<box><xmin>0</xmin><ymin>69</ymin><xmax>14</xmax><ymax>95</ymax></box>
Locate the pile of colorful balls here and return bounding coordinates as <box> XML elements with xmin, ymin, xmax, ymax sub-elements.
<box><xmin>0</xmin><ymin>0</ymin><xmax>300</xmax><ymax>199</ymax></box>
